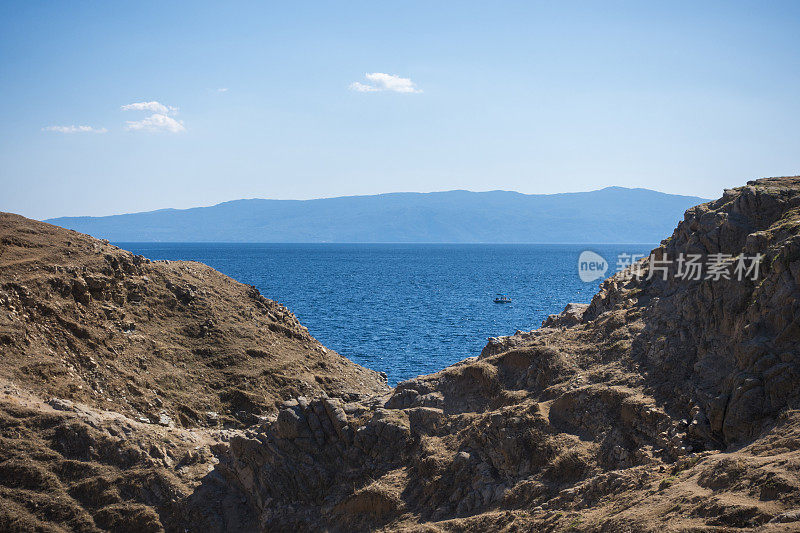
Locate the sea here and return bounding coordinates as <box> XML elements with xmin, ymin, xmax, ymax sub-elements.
<box><xmin>119</xmin><ymin>243</ymin><xmax>653</xmax><ymax>385</ymax></box>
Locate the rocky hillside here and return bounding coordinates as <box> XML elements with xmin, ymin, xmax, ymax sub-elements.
<box><xmin>217</xmin><ymin>177</ymin><xmax>800</xmax><ymax>531</ymax></box>
<box><xmin>0</xmin><ymin>213</ymin><xmax>386</xmax><ymax>427</ymax></box>
<box><xmin>1</xmin><ymin>177</ymin><xmax>799</xmax><ymax>532</ymax></box>
<box><xmin>0</xmin><ymin>213</ymin><xmax>386</xmax><ymax>531</ymax></box>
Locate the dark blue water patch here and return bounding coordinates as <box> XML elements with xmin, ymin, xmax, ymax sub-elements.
<box><xmin>118</xmin><ymin>243</ymin><xmax>653</xmax><ymax>384</ymax></box>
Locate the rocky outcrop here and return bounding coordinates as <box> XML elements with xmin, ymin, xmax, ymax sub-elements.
<box><xmin>582</xmin><ymin>177</ymin><xmax>800</xmax><ymax>445</ymax></box>
<box><xmin>0</xmin><ymin>380</ymin><xmax>258</xmax><ymax>532</ymax></box>
<box><xmin>542</xmin><ymin>302</ymin><xmax>588</xmax><ymax>328</ymax></box>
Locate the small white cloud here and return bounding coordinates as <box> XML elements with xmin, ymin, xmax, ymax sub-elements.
<box><xmin>349</xmin><ymin>73</ymin><xmax>422</xmax><ymax>94</ymax></box>
<box><xmin>349</xmin><ymin>82</ymin><xmax>380</xmax><ymax>93</ymax></box>
<box><xmin>125</xmin><ymin>114</ymin><xmax>186</xmax><ymax>133</ymax></box>
<box><xmin>122</xmin><ymin>101</ymin><xmax>184</xmax><ymax>133</ymax></box>
<box><xmin>121</xmin><ymin>101</ymin><xmax>179</xmax><ymax>114</ymax></box>
<box><xmin>217</xmin><ymin>87</ymin><xmax>229</xmax><ymax>92</ymax></box>
<box><xmin>42</xmin><ymin>125</ymin><xmax>108</xmax><ymax>133</ymax></box>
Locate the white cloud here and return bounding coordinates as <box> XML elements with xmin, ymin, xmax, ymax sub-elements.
<box><xmin>121</xmin><ymin>100</ymin><xmax>184</xmax><ymax>133</ymax></box>
<box><xmin>350</xmin><ymin>82</ymin><xmax>380</xmax><ymax>93</ymax></box>
<box><xmin>217</xmin><ymin>87</ymin><xmax>229</xmax><ymax>92</ymax></box>
<box><xmin>349</xmin><ymin>73</ymin><xmax>422</xmax><ymax>93</ymax></box>
<box><xmin>125</xmin><ymin>113</ymin><xmax>186</xmax><ymax>133</ymax></box>
<box><xmin>42</xmin><ymin>125</ymin><xmax>108</xmax><ymax>133</ymax></box>
<box><xmin>121</xmin><ymin>101</ymin><xmax>179</xmax><ymax>114</ymax></box>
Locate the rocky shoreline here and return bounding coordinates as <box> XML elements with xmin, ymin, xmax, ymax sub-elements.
<box><xmin>1</xmin><ymin>177</ymin><xmax>800</xmax><ymax>531</ymax></box>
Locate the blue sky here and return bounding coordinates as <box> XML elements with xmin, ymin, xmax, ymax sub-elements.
<box><xmin>1</xmin><ymin>1</ymin><xmax>799</xmax><ymax>219</ymax></box>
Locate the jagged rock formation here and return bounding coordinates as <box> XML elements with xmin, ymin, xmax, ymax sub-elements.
<box><xmin>0</xmin><ymin>382</ymin><xmax>257</xmax><ymax>532</ymax></box>
<box><xmin>1</xmin><ymin>177</ymin><xmax>800</xmax><ymax>532</ymax></box>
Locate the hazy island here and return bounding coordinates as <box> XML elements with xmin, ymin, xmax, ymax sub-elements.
<box><xmin>46</xmin><ymin>187</ymin><xmax>707</xmax><ymax>244</ymax></box>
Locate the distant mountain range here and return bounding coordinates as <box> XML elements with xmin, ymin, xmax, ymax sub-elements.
<box><xmin>45</xmin><ymin>188</ymin><xmax>709</xmax><ymax>243</ymax></box>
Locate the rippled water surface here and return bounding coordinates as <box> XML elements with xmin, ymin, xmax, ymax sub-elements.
<box><xmin>120</xmin><ymin>243</ymin><xmax>652</xmax><ymax>384</ymax></box>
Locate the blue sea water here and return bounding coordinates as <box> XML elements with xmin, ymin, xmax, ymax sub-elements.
<box><xmin>119</xmin><ymin>243</ymin><xmax>652</xmax><ymax>384</ymax></box>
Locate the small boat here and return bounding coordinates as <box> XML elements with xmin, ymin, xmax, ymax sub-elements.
<box><xmin>494</xmin><ymin>294</ymin><xmax>512</xmax><ymax>303</ymax></box>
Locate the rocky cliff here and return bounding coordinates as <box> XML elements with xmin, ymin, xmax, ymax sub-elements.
<box><xmin>1</xmin><ymin>177</ymin><xmax>800</xmax><ymax>532</ymax></box>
